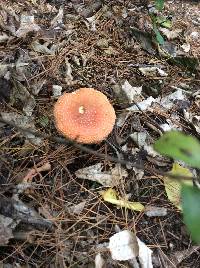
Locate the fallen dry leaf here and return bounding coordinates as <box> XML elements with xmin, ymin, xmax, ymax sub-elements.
<box><xmin>95</xmin><ymin>253</ymin><xmax>105</xmax><ymax>268</ymax></box>
<box><xmin>15</xmin><ymin>14</ymin><xmax>40</xmax><ymax>37</ymax></box>
<box><xmin>75</xmin><ymin>163</ymin><xmax>128</xmax><ymax>187</ymax></box>
<box><xmin>121</xmin><ymin>80</ymin><xmax>142</xmax><ymax>104</ymax></box>
<box><xmin>1</xmin><ymin>112</ymin><xmax>43</xmax><ymax>145</ymax></box>
<box><xmin>144</xmin><ymin>206</ymin><xmax>167</xmax><ymax>217</ymax></box>
<box><xmin>100</xmin><ymin>188</ymin><xmax>144</xmax><ymax>211</ymax></box>
<box><xmin>67</xmin><ymin>201</ymin><xmax>86</xmax><ymax>215</ymax></box>
<box><xmin>51</xmin><ymin>7</ymin><xmax>64</xmax><ymax>28</ymax></box>
<box><xmin>163</xmin><ymin>163</ymin><xmax>193</xmax><ymax>210</ymax></box>
<box><xmin>0</xmin><ymin>215</ymin><xmax>18</xmax><ymax>246</ymax></box>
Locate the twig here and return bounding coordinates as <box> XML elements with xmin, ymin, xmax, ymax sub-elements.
<box><xmin>0</xmin><ymin>117</ymin><xmax>197</xmax><ymax>181</ymax></box>
<box><xmin>22</xmin><ymin>162</ymin><xmax>51</xmax><ymax>182</ymax></box>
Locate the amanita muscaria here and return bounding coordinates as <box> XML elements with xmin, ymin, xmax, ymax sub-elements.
<box><xmin>54</xmin><ymin>88</ymin><xmax>116</xmax><ymax>143</ymax></box>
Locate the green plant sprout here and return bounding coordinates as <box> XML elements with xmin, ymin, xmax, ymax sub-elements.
<box><xmin>150</xmin><ymin>0</ymin><xmax>172</xmax><ymax>45</ymax></box>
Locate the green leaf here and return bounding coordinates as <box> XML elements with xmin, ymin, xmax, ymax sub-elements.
<box><xmin>182</xmin><ymin>185</ymin><xmax>200</xmax><ymax>243</ymax></box>
<box><xmin>154</xmin><ymin>15</ymin><xmax>172</xmax><ymax>29</ymax></box>
<box><xmin>155</xmin><ymin>30</ymin><xmax>164</xmax><ymax>45</ymax></box>
<box><xmin>154</xmin><ymin>131</ymin><xmax>200</xmax><ymax>168</ymax></box>
<box><xmin>155</xmin><ymin>0</ymin><xmax>164</xmax><ymax>11</ymax></box>
<box><xmin>160</xmin><ymin>19</ymin><xmax>172</xmax><ymax>29</ymax></box>
<box><xmin>153</xmin><ymin>25</ymin><xmax>164</xmax><ymax>45</ymax></box>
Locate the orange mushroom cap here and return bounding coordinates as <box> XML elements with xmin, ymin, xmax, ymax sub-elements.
<box><xmin>53</xmin><ymin>88</ymin><xmax>116</xmax><ymax>144</ymax></box>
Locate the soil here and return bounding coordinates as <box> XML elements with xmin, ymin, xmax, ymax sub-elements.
<box><xmin>0</xmin><ymin>0</ymin><xmax>200</xmax><ymax>267</ymax></box>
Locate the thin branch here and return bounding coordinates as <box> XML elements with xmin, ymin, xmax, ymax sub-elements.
<box><xmin>0</xmin><ymin>117</ymin><xmax>197</xmax><ymax>181</ymax></box>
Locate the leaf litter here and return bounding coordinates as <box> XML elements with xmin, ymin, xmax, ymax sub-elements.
<box><xmin>75</xmin><ymin>163</ymin><xmax>128</xmax><ymax>187</ymax></box>
<box><xmin>0</xmin><ymin>0</ymin><xmax>200</xmax><ymax>267</ymax></box>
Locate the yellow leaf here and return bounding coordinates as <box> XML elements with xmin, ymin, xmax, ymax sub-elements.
<box><xmin>164</xmin><ymin>163</ymin><xmax>193</xmax><ymax>210</ymax></box>
<box><xmin>100</xmin><ymin>188</ymin><xmax>144</xmax><ymax>212</ymax></box>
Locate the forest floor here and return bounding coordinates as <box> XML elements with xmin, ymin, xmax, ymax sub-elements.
<box><xmin>0</xmin><ymin>0</ymin><xmax>200</xmax><ymax>267</ymax></box>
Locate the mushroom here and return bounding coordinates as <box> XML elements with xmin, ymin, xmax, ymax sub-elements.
<box><xmin>54</xmin><ymin>88</ymin><xmax>116</xmax><ymax>143</ymax></box>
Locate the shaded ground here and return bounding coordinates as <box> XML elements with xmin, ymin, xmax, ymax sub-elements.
<box><xmin>0</xmin><ymin>0</ymin><xmax>200</xmax><ymax>267</ymax></box>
